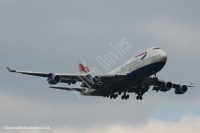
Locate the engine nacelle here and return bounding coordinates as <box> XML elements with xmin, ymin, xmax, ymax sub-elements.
<box><xmin>159</xmin><ymin>82</ymin><xmax>173</xmax><ymax>92</ymax></box>
<box><xmin>174</xmin><ymin>85</ymin><xmax>188</xmax><ymax>94</ymax></box>
<box><xmin>48</xmin><ymin>74</ymin><xmax>61</xmax><ymax>84</ymax></box>
<box><xmin>81</xmin><ymin>75</ymin><xmax>100</xmax><ymax>87</ymax></box>
<box><xmin>92</xmin><ymin>76</ymin><xmax>100</xmax><ymax>84</ymax></box>
<box><xmin>83</xmin><ymin>75</ymin><xmax>100</xmax><ymax>85</ymax></box>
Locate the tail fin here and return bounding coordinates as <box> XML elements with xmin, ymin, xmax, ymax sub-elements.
<box><xmin>79</xmin><ymin>60</ymin><xmax>91</xmax><ymax>74</ymax></box>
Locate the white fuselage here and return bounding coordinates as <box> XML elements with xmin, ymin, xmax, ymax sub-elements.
<box><xmin>82</xmin><ymin>46</ymin><xmax>167</xmax><ymax>96</ymax></box>
<box><xmin>107</xmin><ymin>47</ymin><xmax>167</xmax><ymax>75</ymax></box>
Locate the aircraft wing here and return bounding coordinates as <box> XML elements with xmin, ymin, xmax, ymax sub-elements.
<box><xmin>7</xmin><ymin>67</ymin><xmax>126</xmax><ymax>84</ymax></box>
<box><xmin>142</xmin><ymin>77</ymin><xmax>195</xmax><ymax>88</ymax></box>
<box><xmin>7</xmin><ymin>67</ymin><xmax>50</xmax><ymax>77</ymax></box>
<box><xmin>172</xmin><ymin>82</ymin><xmax>195</xmax><ymax>88</ymax></box>
<box><xmin>155</xmin><ymin>79</ymin><xmax>195</xmax><ymax>88</ymax></box>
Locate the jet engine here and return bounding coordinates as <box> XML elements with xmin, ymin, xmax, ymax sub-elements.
<box><xmin>92</xmin><ymin>76</ymin><xmax>100</xmax><ymax>84</ymax></box>
<box><xmin>48</xmin><ymin>74</ymin><xmax>61</xmax><ymax>84</ymax></box>
<box><xmin>87</xmin><ymin>75</ymin><xmax>100</xmax><ymax>85</ymax></box>
<box><xmin>81</xmin><ymin>75</ymin><xmax>100</xmax><ymax>87</ymax></box>
<box><xmin>174</xmin><ymin>85</ymin><xmax>188</xmax><ymax>94</ymax></box>
<box><xmin>159</xmin><ymin>82</ymin><xmax>173</xmax><ymax>92</ymax></box>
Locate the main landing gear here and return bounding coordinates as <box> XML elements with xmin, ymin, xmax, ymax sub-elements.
<box><xmin>103</xmin><ymin>93</ymin><xmax>118</xmax><ymax>99</ymax></box>
<box><xmin>110</xmin><ymin>94</ymin><xmax>118</xmax><ymax>99</ymax></box>
<box><xmin>136</xmin><ymin>92</ymin><xmax>143</xmax><ymax>100</ymax></box>
<box><xmin>121</xmin><ymin>92</ymin><xmax>129</xmax><ymax>100</ymax></box>
<box><xmin>136</xmin><ymin>95</ymin><xmax>142</xmax><ymax>100</ymax></box>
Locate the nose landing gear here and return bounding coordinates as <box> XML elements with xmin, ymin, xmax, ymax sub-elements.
<box><xmin>153</xmin><ymin>73</ymin><xmax>158</xmax><ymax>82</ymax></box>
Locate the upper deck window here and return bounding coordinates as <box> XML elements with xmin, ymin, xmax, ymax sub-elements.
<box><xmin>153</xmin><ymin>48</ymin><xmax>161</xmax><ymax>50</ymax></box>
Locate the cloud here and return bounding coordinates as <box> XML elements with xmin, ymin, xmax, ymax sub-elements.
<box><xmin>1</xmin><ymin>90</ymin><xmax>199</xmax><ymax>129</ymax></box>
<box><xmin>0</xmin><ymin>1</ymin><xmax>199</xmax><ymax>132</ymax></box>
<box><xmin>2</xmin><ymin>114</ymin><xmax>200</xmax><ymax>133</ymax></box>
<box><xmin>93</xmin><ymin>114</ymin><xmax>200</xmax><ymax>133</ymax></box>
<box><xmin>0</xmin><ymin>91</ymin><xmax>160</xmax><ymax>127</ymax></box>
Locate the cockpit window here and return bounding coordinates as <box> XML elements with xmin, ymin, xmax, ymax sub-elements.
<box><xmin>153</xmin><ymin>48</ymin><xmax>161</xmax><ymax>50</ymax></box>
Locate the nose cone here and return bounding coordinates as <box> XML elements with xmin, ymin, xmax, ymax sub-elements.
<box><xmin>160</xmin><ymin>51</ymin><xmax>168</xmax><ymax>62</ymax></box>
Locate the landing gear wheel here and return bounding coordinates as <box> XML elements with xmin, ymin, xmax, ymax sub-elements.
<box><xmin>136</xmin><ymin>95</ymin><xmax>143</xmax><ymax>100</ymax></box>
<box><xmin>126</xmin><ymin>95</ymin><xmax>129</xmax><ymax>99</ymax></box>
<box><xmin>121</xmin><ymin>96</ymin><xmax>124</xmax><ymax>100</ymax></box>
<box><xmin>114</xmin><ymin>94</ymin><xmax>118</xmax><ymax>99</ymax></box>
<box><xmin>106</xmin><ymin>94</ymin><xmax>109</xmax><ymax>98</ymax></box>
<box><xmin>136</xmin><ymin>96</ymin><xmax>140</xmax><ymax>100</ymax></box>
<box><xmin>139</xmin><ymin>96</ymin><xmax>143</xmax><ymax>100</ymax></box>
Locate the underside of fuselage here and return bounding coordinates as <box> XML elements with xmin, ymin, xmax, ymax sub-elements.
<box><xmin>88</xmin><ymin>61</ymin><xmax>167</xmax><ymax>97</ymax></box>
<box><xmin>126</xmin><ymin>61</ymin><xmax>166</xmax><ymax>80</ymax></box>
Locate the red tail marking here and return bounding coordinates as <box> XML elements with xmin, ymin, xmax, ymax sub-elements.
<box><xmin>79</xmin><ymin>64</ymin><xmax>90</xmax><ymax>73</ymax></box>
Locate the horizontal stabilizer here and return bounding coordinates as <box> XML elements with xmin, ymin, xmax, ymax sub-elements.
<box><xmin>49</xmin><ymin>86</ymin><xmax>84</xmax><ymax>92</ymax></box>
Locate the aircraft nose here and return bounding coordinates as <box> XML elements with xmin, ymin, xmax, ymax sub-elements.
<box><xmin>160</xmin><ymin>51</ymin><xmax>168</xmax><ymax>62</ymax></box>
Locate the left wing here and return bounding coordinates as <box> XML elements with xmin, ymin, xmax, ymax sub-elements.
<box><xmin>7</xmin><ymin>67</ymin><xmax>50</xmax><ymax>77</ymax></box>
<box><xmin>7</xmin><ymin>67</ymin><xmax>126</xmax><ymax>84</ymax></box>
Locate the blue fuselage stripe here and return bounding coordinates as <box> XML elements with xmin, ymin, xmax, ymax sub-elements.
<box><xmin>126</xmin><ymin>61</ymin><xmax>166</xmax><ymax>80</ymax></box>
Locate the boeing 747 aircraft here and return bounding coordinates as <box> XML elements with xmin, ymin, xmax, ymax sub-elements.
<box><xmin>7</xmin><ymin>46</ymin><xmax>195</xmax><ymax>100</ymax></box>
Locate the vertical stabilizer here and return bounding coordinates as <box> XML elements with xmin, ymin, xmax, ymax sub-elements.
<box><xmin>79</xmin><ymin>60</ymin><xmax>91</xmax><ymax>74</ymax></box>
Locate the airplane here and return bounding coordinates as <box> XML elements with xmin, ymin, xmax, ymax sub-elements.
<box><xmin>7</xmin><ymin>46</ymin><xmax>195</xmax><ymax>100</ymax></box>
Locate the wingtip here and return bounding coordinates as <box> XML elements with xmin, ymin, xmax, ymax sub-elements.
<box><xmin>6</xmin><ymin>67</ymin><xmax>16</xmax><ymax>72</ymax></box>
<box><xmin>7</xmin><ymin>67</ymin><xmax>11</xmax><ymax>72</ymax></box>
<box><xmin>49</xmin><ymin>86</ymin><xmax>55</xmax><ymax>88</ymax></box>
<box><xmin>190</xmin><ymin>82</ymin><xmax>195</xmax><ymax>87</ymax></box>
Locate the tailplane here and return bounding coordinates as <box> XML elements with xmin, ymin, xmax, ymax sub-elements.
<box><xmin>79</xmin><ymin>60</ymin><xmax>91</xmax><ymax>74</ymax></box>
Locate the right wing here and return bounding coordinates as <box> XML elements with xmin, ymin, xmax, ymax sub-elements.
<box><xmin>152</xmin><ymin>78</ymin><xmax>195</xmax><ymax>88</ymax></box>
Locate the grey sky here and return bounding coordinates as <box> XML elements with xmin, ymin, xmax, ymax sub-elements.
<box><xmin>0</xmin><ymin>0</ymin><xmax>200</xmax><ymax>132</ymax></box>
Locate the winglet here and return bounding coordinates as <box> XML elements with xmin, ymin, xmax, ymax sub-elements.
<box><xmin>190</xmin><ymin>82</ymin><xmax>195</xmax><ymax>87</ymax></box>
<box><xmin>7</xmin><ymin>67</ymin><xmax>16</xmax><ymax>72</ymax></box>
